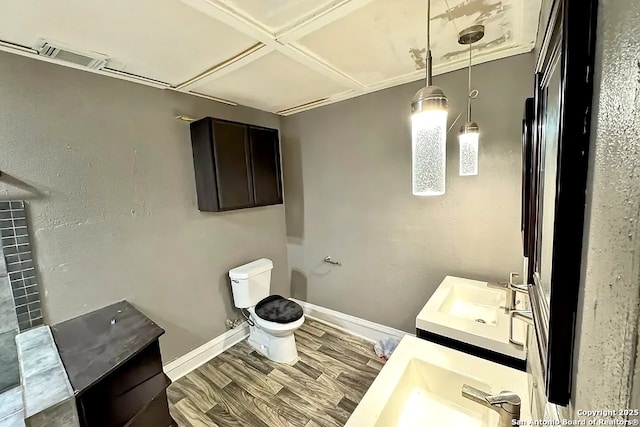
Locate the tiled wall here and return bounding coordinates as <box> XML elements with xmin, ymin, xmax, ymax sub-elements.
<box><xmin>0</xmin><ymin>201</ymin><xmax>43</xmax><ymax>331</ymax></box>
<box><xmin>0</xmin><ymin>232</ymin><xmax>20</xmax><ymax>393</ymax></box>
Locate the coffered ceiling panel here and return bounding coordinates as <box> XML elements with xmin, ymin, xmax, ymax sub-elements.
<box><xmin>0</xmin><ymin>0</ymin><xmax>257</xmax><ymax>85</ymax></box>
<box><xmin>191</xmin><ymin>51</ymin><xmax>351</xmax><ymax>113</ymax></box>
<box><xmin>294</xmin><ymin>0</ymin><xmax>530</xmax><ymax>86</ymax></box>
<box><xmin>0</xmin><ymin>0</ymin><xmax>542</xmax><ymax>114</ymax></box>
<box><xmin>215</xmin><ymin>0</ymin><xmax>341</xmax><ymax>34</ymax></box>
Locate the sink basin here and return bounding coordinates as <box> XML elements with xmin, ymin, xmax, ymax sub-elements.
<box><xmin>437</xmin><ymin>282</ymin><xmax>503</xmax><ymax>325</ymax></box>
<box><xmin>375</xmin><ymin>358</ymin><xmax>492</xmax><ymax>426</ymax></box>
<box><xmin>416</xmin><ymin>276</ymin><xmax>527</xmax><ymax>361</ymax></box>
<box><xmin>346</xmin><ymin>336</ymin><xmax>531</xmax><ymax>427</ymax></box>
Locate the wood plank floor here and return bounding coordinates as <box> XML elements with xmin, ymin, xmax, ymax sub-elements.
<box><xmin>168</xmin><ymin>319</ymin><xmax>385</xmax><ymax>427</ymax></box>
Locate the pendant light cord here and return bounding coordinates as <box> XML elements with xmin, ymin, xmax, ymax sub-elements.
<box><xmin>465</xmin><ymin>43</ymin><xmax>479</xmax><ymax>122</ymax></box>
<box><xmin>467</xmin><ymin>43</ymin><xmax>472</xmax><ymax>122</ymax></box>
<box><xmin>425</xmin><ymin>0</ymin><xmax>432</xmax><ymax>86</ymax></box>
<box><xmin>427</xmin><ymin>0</ymin><xmax>430</xmax><ymax>55</ymax></box>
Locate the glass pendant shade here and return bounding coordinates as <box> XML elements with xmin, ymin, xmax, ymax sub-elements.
<box><xmin>412</xmin><ymin>109</ymin><xmax>448</xmax><ymax>195</ymax></box>
<box><xmin>457</xmin><ymin>25</ymin><xmax>485</xmax><ymax>178</ymax></box>
<box><xmin>411</xmin><ymin>86</ymin><xmax>448</xmax><ymax>196</ymax></box>
<box><xmin>459</xmin><ymin>124</ymin><xmax>479</xmax><ymax>176</ymax></box>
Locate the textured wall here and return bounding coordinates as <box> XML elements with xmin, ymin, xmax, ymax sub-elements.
<box><xmin>571</xmin><ymin>0</ymin><xmax>640</xmax><ymax>416</ymax></box>
<box><xmin>281</xmin><ymin>54</ymin><xmax>533</xmax><ymax>333</ymax></box>
<box><xmin>0</xmin><ymin>51</ymin><xmax>288</xmax><ymax>362</ymax></box>
<box><xmin>528</xmin><ymin>0</ymin><xmax>640</xmax><ymax>419</ymax></box>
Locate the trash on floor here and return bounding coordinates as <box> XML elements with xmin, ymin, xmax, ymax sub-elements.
<box><xmin>374</xmin><ymin>337</ymin><xmax>401</xmax><ymax>361</ymax></box>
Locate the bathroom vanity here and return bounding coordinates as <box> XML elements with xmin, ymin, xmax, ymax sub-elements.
<box><xmin>51</xmin><ymin>301</ymin><xmax>175</xmax><ymax>427</ymax></box>
<box><xmin>416</xmin><ymin>276</ymin><xmax>528</xmax><ymax>371</ymax></box>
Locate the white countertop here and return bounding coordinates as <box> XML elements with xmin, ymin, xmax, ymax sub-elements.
<box><xmin>416</xmin><ymin>276</ymin><xmax>527</xmax><ymax>360</ymax></box>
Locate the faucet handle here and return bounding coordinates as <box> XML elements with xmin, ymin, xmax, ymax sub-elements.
<box><xmin>491</xmin><ymin>392</ymin><xmax>521</xmax><ymax>419</ymax></box>
<box><xmin>462</xmin><ymin>385</ymin><xmax>522</xmax><ymax>426</ymax></box>
<box><xmin>462</xmin><ymin>385</ymin><xmax>521</xmax><ymax>406</ymax></box>
<box><xmin>509</xmin><ymin>282</ymin><xmax>529</xmax><ymax>294</ymax></box>
<box><xmin>485</xmin><ymin>391</ymin><xmax>521</xmax><ymax>409</ymax></box>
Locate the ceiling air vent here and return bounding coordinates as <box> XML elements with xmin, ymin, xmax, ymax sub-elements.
<box><xmin>33</xmin><ymin>38</ymin><xmax>108</xmax><ymax>70</ymax></box>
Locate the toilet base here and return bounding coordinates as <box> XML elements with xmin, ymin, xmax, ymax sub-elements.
<box><xmin>247</xmin><ymin>325</ymin><xmax>299</xmax><ymax>364</ymax></box>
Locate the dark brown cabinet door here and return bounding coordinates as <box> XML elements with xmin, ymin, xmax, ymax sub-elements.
<box><xmin>190</xmin><ymin>119</ymin><xmax>219</xmax><ymax>212</ymax></box>
<box><xmin>190</xmin><ymin>117</ymin><xmax>283</xmax><ymax>212</ymax></box>
<box><xmin>249</xmin><ymin>127</ymin><xmax>282</xmax><ymax>207</ymax></box>
<box><xmin>211</xmin><ymin>120</ymin><xmax>254</xmax><ymax>210</ymax></box>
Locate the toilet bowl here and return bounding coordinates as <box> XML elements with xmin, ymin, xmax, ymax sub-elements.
<box><xmin>229</xmin><ymin>259</ymin><xmax>304</xmax><ymax>364</ymax></box>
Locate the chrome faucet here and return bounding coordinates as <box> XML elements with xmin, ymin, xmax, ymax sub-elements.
<box><xmin>461</xmin><ymin>385</ymin><xmax>521</xmax><ymax>427</ymax></box>
<box><xmin>489</xmin><ymin>273</ymin><xmax>534</xmax><ymax>348</ymax></box>
<box><xmin>488</xmin><ymin>272</ymin><xmax>529</xmax><ymax>311</ymax></box>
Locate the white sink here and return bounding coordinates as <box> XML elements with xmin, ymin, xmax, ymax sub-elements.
<box><xmin>346</xmin><ymin>336</ymin><xmax>531</xmax><ymax>427</ymax></box>
<box><xmin>416</xmin><ymin>276</ymin><xmax>527</xmax><ymax>361</ymax></box>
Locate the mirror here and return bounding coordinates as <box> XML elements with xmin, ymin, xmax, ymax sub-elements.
<box><xmin>536</xmin><ymin>52</ymin><xmax>561</xmax><ymax>306</ymax></box>
<box><xmin>522</xmin><ymin>0</ymin><xmax>598</xmax><ymax>406</ymax></box>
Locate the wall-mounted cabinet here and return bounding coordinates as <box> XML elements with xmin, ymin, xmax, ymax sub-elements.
<box><xmin>190</xmin><ymin>118</ymin><xmax>283</xmax><ymax>212</ymax></box>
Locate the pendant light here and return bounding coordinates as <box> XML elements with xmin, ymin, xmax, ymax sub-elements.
<box><xmin>411</xmin><ymin>0</ymin><xmax>448</xmax><ymax>196</ymax></box>
<box><xmin>458</xmin><ymin>25</ymin><xmax>485</xmax><ymax>176</ymax></box>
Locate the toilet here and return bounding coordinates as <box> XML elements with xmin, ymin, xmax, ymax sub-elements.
<box><xmin>229</xmin><ymin>258</ymin><xmax>304</xmax><ymax>364</ymax></box>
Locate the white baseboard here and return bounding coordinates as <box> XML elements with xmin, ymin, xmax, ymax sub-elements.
<box><xmin>291</xmin><ymin>298</ymin><xmax>412</xmax><ymax>344</ymax></box>
<box><xmin>163</xmin><ymin>322</ymin><xmax>249</xmax><ymax>381</ymax></box>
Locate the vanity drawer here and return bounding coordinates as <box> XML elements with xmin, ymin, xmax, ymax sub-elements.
<box><xmin>106</xmin><ymin>340</ymin><xmax>163</xmax><ymax>396</ymax></box>
<box><xmin>126</xmin><ymin>389</ymin><xmax>174</xmax><ymax>427</ymax></box>
<box><xmin>109</xmin><ymin>372</ymin><xmax>171</xmax><ymax>426</ymax></box>
<box><xmin>77</xmin><ymin>341</ymin><xmax>169</xmax><ymax>427</ymax></box>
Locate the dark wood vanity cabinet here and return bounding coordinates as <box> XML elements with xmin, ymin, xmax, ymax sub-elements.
<box><xmin>51</xmin><ymin>301</ymin><xmax>175</xmax><ymax>427</ymax></box>
<box><xmin>190</xmin><ymin>117</ymin><xmax>283</xmax><ymax>212</ymax></box>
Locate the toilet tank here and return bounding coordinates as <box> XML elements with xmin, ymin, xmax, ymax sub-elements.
<box><xmin>229</xmin><ymin>258</ymin><xmax>273</xmax><ymax>308</ymax></box>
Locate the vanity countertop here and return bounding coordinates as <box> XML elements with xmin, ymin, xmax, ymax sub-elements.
<box><xmin>51</xmin><ymin>300</ymin><xmax>165</xmax><ymax>395</ymax></box>
<box><xmin>416</xmin><ymin>276</ymin><xmax>527</xmax><ymax>362</ymax></box>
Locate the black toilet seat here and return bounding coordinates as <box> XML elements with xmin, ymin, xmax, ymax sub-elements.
<box><xmin>254</xmin><ymin>295</ymin><xmax>303</xmax><ymax>324</ymax></box>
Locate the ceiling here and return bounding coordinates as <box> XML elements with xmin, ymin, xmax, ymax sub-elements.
<box><xmin>0</xmin><ymin>0</ymin><xmax>542</xmax><ymax>115</ymax></box>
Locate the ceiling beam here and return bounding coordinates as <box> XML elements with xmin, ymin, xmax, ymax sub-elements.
<box><xmin>274</xmin><ymin>44</ymin><xmax>365</xmax><ymax>90</ymax></box>
<box><xmin>175</xmin><ymin>43</ymin><xmax>273</xmax><ymax>91</ymax></box>
<box><xmin>179</xmin><ymin>0</ymin><xmax>275</xmax><ymax>44</ymax></box>
<box><xmin>276</xmin><ymin>0</ymin><xmax>377</xmax><ymax>43</ymax></box>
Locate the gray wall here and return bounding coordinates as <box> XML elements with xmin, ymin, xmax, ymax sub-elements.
<box><xmin>528</xmin><ymin>0</ymin><xmax>640</xmax><ymax>419</ymax></box>
<box><xmin>0</xmin><ymin>51</ymin><xmax>288</xmax><ymax>362</ymax></box>
<box><xmin>282</xmin><ymin>53</ymin><xmax>533</xmax><ymax>333</ymax></box>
